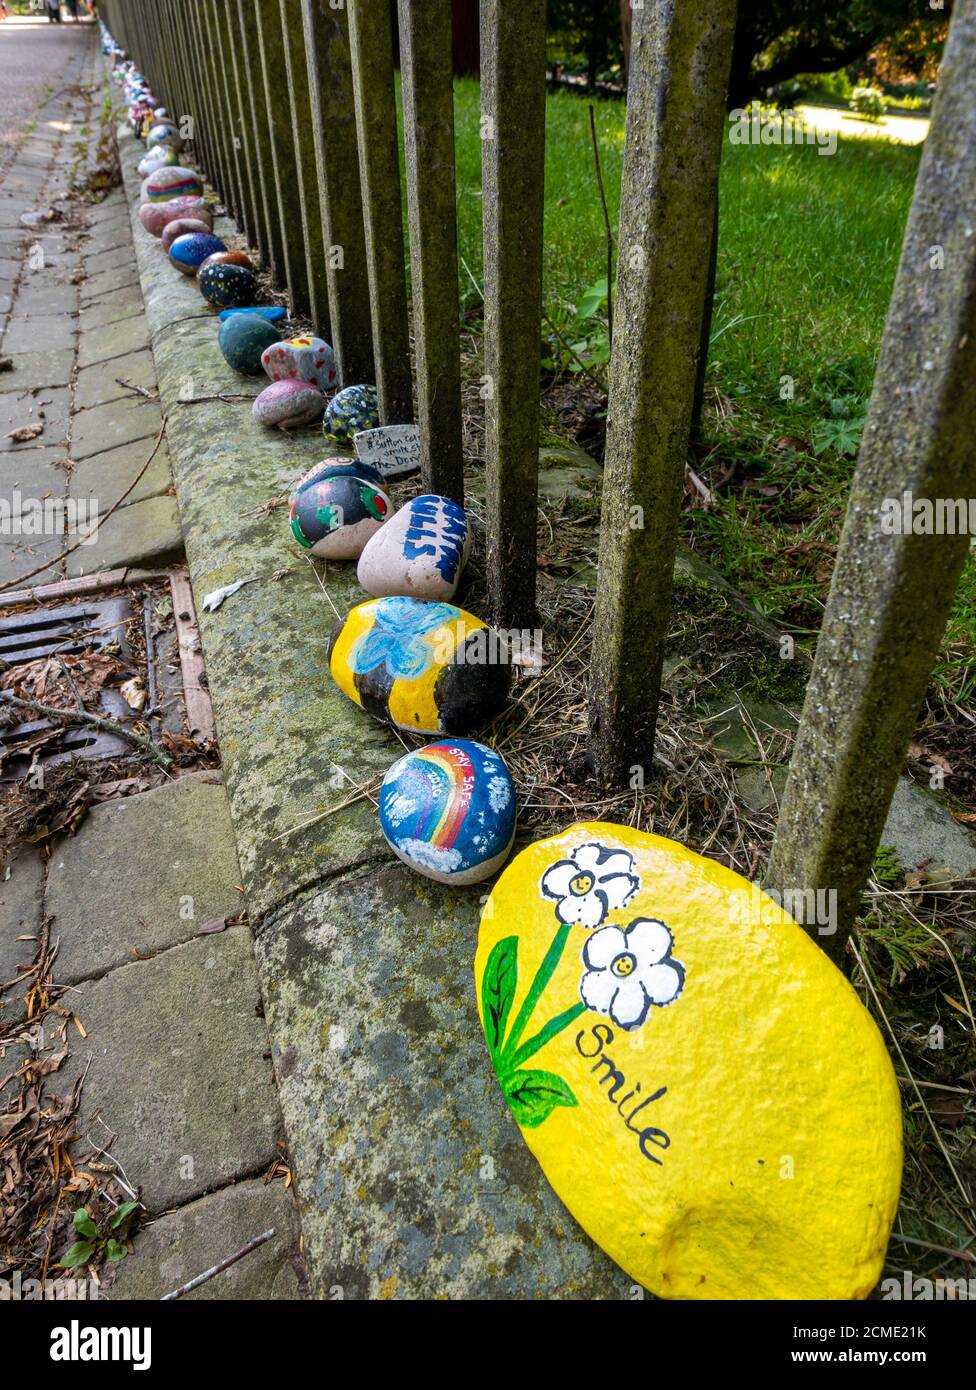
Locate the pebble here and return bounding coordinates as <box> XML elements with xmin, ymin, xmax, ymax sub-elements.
<box><xmin>357</xmin><ymin>494</ymin><xmax>469</xmax><ymax>601</ymax></box>
<box><xmin>261</xmin><ymin>335</ymin><xmax>337</xmax><ymax>393</ymax></box>
<box><xmin>198</xmin><ymin>250</ymin><xmax>254</xmax><ymax>275</ymax></box>
<box><xmin>138</xmin><ymin>197</ymin><xmax>208</xmax><ymax>238</ymax></box>
<box><xmin>218</xmin><ymin>312</ymin><xmax>282</xmax><ymax>375</ymax></box>
<box><xmin>322</xmin><ymin>384</ymin><xmax>379</xmax><ymax>447</ymax></box>
<box><xmin>160</xmin><ymin>215</ymin><xmax>215</xmax><ymax>251</ymax></box>
<box><xmin>137</xmin><ymin>145</ymin><xmax>178</xmax><ymax>177</ymax></box>
<box><xmin>168</xmin><ymin>232</ymin><xmax>227</xmax><ymax>275</ymax></box>
<box><xmin>146</xmin><ymin>122</ymin><xmax>183</xmax><ymax>152</ymax></box>
<box><xmin>475</xmin><ymin>822</ymin><xmax>902</xmax><ymax>1299</ymax></box>
<box><xmin>327</xmin><ymin>596</ymin><xmax>512</xmax><ymax>735</ymax></box>
<box><xmin>379</xmin><ymin>739</ymin><xmax>516</xmax><ymax>884</ymax></box>
<box><xmin>218</xmin><ymin>305</ymin><xmax>286</xmax><ymax>323</ymax></box>
<box><xmin>289</xmin><ymin>459</ymin><xmax>390</xmax><ymax>560</ymax></box>
<box><xmin>252</xmin><ymin>379</ymin><xmax>324</xmax><ymax>429</ymax></box>
<box><xmin>198</xmin><ymin>261</ymin><xmax>258</xmax><ymax>309</ymax></box>
<box><xmin>140</xmin><ymin>166</ymin><xmax>204</xmax><ymax>203</ymax></box>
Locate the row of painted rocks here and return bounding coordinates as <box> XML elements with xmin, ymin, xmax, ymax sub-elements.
<box><xmin>106</xmin><ymin>25</ymin><xmax>903</xmax><ymax>1305</ymax></box>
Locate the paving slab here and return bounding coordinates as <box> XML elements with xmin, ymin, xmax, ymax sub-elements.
<box><xmin>0</xmin><ymin>445</ymin><xmax>68</xmax><ymax>503</ymax></box>
<box><xmin>80</xmin><ymin>266</ymin><xmax>140</xmax><ymax>304</ymax></box>
<box><xmin>1</xmin><ymin>313</ymin><xmax>75</xmax><ymax>355</ymax></box>
<box><xmin>82</xmin><ymin>221</ymin><xmax>132</xmax><ymax>258</ymax></box>
<box><xmin>53</xmin><ymin>928</ymin><xmax>282</xmax><ymax>1214</ymax></box>
<box><xmin>0</xmin><ymin>348</ymin><xmax>75</xmax><ymax>390</ymax></box>
<box><xmin>65</xmin><ymin>492</ymin><xmax>183</xmax><ymax>576</ymax></box>
<box><xmin>70</xmin><ymin>433</ymin><xmax>172</xmax><ymax>509</ymax></box>
<box><xmin>0</xmin><ymin>850</ymin><xmax>45</xmax><ymax>990</ymax></box>
<box><xmin>71</xmin><ymin>394</ymin><xmax>162</xmax><ymax>460</ymax></box>
<box><xmin>75</xmin><ymin>349</ymin><xmax>157</xmax><ymax>411</ymax></box>
<box><xmin>9</xmin><ymin>281</ymin><xmax>77</xmax><ymax>317</ymax></box>
<box><xmin>0</xmin><ymin>384</ymin><xmax>71</xmax><ymax>445</ymax></box>
<box><xmin>46</xmin><ymin>773</ymin><xmax>242</xmax><ymax>983</ymax></box>
<box><xmin>76</xmin><ymin>312</ymin><xmax>150</xmax><ymax>370</ymax></box>
<box><xmin>77</xmin><ymin>289</ymin><xmax>142</xmax><ymax>332</ymax></box>
<box><xmin>102</xmin><ymin>1179</ymin><xmax>303</xmax><ymax>1301</ymax></box>
<box><xmin>0</xmin><ymin>531</ymin><xmax>63</xmax><ymax>586</ymax></box>
<box><xmin>83</xmin><ymin>244</ymin><xmax>135</xmax><ymax>279</ymax></box>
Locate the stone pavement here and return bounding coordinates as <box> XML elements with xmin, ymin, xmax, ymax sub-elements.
<box><xmin>0</xmin><ymin>21</ymin><xmax>302</xmax><ymax>1299</ymax></box>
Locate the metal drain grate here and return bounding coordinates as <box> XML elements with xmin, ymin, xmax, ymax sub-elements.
<box><xmin>0</xmin><ymin>596</ymin><xmax>136</xmax><ymax>781</ymax></box>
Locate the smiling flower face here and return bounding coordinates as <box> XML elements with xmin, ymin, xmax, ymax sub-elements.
<box><xmin>540</xmin><ymin>841</ymin><xmax>639</xmax><ymax>929</ymax></box>
<box><xmin>580</xmin><ymin>918</ymin><xmax>684</xmax><ymax>1030</ymax></box>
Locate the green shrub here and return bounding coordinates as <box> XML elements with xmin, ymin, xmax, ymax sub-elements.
<box><xmin>779</xmin><ymin>70</ymin><xmax>852</xmax><ymax>105</ymax></box>
<box><xmin>850</xmin><ymin>86</ymin><xmax>887</xmax><ymax>121</ymax></box>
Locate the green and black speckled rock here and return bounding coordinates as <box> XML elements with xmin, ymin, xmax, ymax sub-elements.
<box><xmin>199</xmin><ymin>261</ymin><xmax>258</xmax><ymax>309</ymax></box>
<box><xmin>322</xmin><ymin>384</ymin><xmax>379</xmax><ymax>447</ymax></box>
<box><xmin>218</xmin><ymin>313</ymin><xmax>282</xmax><ymax>375</ymax></box>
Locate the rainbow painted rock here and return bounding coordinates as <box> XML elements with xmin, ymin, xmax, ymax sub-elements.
<box><xmin>218</xmin><ymin>305</ymin><xmax>286</xmax><ymax>323</ymax></box>
<box><xmin>475</xmin><ymin>822</ymin><xmax>902</xmax><ymax>1300</ymax></box>
<box><xmin>139</xmin><ymin>196</ymin><xmax>207</xmax><ymax>238</ymax></box>
<box><xmin>199</xmin><ymin>260</ymin><xmax>257</xmax><ymax>309</ymax></box>
<box><xmin>146</xmin><ymin>121</ymin><xmax>183</xmax><ymax>152</ymax></box>
<box><xmin>219</xmin><ymin>312</ymin><xmax>281</xmax><ymax>375</ymax></box>
<box><xmin>140</xmin><ymin>166</ymin><xmax>204</xmax><ymax>203</ymax></box>
<box><xmin>137</xmin><ymin>145</ymin><xmax>178</xmax><ymax>177</ymax></box>
<box><xmin>327</xmin><ymin>596</ymin><xmax>512</xmax><ymax>735</ymax></box>
<box><xmin>357</xmin><ymin>494</ymin><xmax>469</xmax><ymax>602</ymax></box>
<box><xmin>289</xmin><ymin>460</ymin><xmax>390</xmax><ymax>560</ymax></box>
<box><xmin>168</xmin><ymin>232</ymin><xmax>226</xmax><ymax>276</ymax></box>
<box><xmin>252</xmin><ymin>379</ymin><xmax>324</xmax><ymax>429</ymax></box>
<box><xmin>379</xmin><ymin>739</ymin><xmax>516</xmax><ymax>884</ymax></box>
<box><xmin>322</xmin><ymin>384</ymin><xmax>379</xmax><ymax>447</ymax></box>
<box><xmin>261</xmin><ymin>334</ymin><xmax>337</xmax><ymax>393</ymax></box>
<box><xmin>161</xmin><ymin>215</ymin><xmax>214</xmax><ymax>251</ymax></box>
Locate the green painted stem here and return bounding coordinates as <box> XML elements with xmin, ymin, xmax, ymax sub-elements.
<box><xmin>501</xmin><ymin>921</ymin><xmax>571</xmax><ymax>1058</ymax></box>
<box><xmin>505</xmin><ymin>1002</ymin><xmax>588</xmax><ymax>1071</ymax></box>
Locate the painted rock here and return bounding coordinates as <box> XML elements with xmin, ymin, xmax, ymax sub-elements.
<box><xmin>153</xmin><ymin>106</ymin><xmax>170</xmax><ymax>120</ymax></box>
<box><xmin>353</xmin><ymin>423</ymin><xmax>421</xmax><ymax>481</ymax></box>
<box><xmin>475</xmin><ymin>822</ymin><xmax>902</xmax><ymax>1300</ymax></box>
<box><xmin>140</xmin><ymin>166</ymin><xmax>204</xmax><ymax>203</ymax></box>
<box><xmin>289</xmin><ymin>460</ymin><xmax>390</xmax><ymax>560</ymax></box>
<box><xmin>160</xmin><ymin>214</ymin><xmax>214</xmax><ymax>251</ymax></box>
<box><xmin>137</xmin><ymin>145</ymin><xmax>178</xmax><ymax>177</ymax></box>
<box><xmin>168</xmin><ymin>231</ymin><xmax>227</xmax><ymax>275</ymax></box>
<box><xmin>261</xmin><ymin>334</ymin><xmax>337</xmax><ymax>393</ymax></box>
<box><xmin>252</xmin><ymin>379</ymin><xmax>324</xmax><ymax>429</ymax></box>
<box><xmin>218</xmin><ymin>312</ymin><xmax>281</xmax><ymax>376</ymax></box>
<box><xmin>199</xmin><ymin>260</ymin><xmax>258</xmax><ymax>309</ymax></box>
<box><xmin>357</xmin><ymin>494</ymin><xmax>469</xmax><ymax>601</ymax></box>
<box><xmin>198</xmin><ymin>250</ymin><xmax>254</xmax><ymax>275</ymax></box>
<box><xmin>146</xmin><ymin>122</ymin><xmax>183</xmax><ymax>152</ymax></box>
<box><xmin>139</xmin><ymin>196</ymin><xmax>207</xmax><ymax>238</ymax></box>
<box><xmin>218</xmin><ymin>305</ymin><xmax>286</xmax><ymax>323</ymax></box>
<box><xmin>379</xmin><ymin>739</ymin><xmax>516</xmax><ymax>884</ymax></box>
<box><xmin>327</xmin><ymin>596</ymin><xmax>512</xmax><ymax>735</ymax></box>
<box><xmin>322</xmin><ymin>384</ymin><xmax>379</xmax><ymax>447</ymax></box>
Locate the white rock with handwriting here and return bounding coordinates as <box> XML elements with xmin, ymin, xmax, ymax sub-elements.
<box><xmin>357</xmin><ymin>494</ymin><xmax>470</xmax><ymax>601</ymax></box>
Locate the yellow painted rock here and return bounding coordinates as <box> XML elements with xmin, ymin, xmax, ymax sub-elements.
<box><xmin>327</xmin><ymin>596</ymin><xmax>511</xmax><ymax>735</ymax></box>
<box><xmin>475</xmin><ymin>822</ymin><xmax>902</xmax><ymax>1299</ymax></box>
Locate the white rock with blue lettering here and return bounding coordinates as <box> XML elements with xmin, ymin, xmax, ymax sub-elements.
<box><xmin>357</xmin><ymin>494</ymin><xmax>470</xmax><ymax>601</ymax></box>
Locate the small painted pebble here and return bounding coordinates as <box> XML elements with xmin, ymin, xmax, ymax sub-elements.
<box><xmin>218</xmin><ymin>312</ymin><xmax>282</xmax><ymax>375</ymax></box>
<box><xmin>322</xmin><ymin>384</ymin><xmax>379</xmax><ymax>447</ymax></box>
<box><xmin>140</xmin><ymin>166</ymin><xmax>204</xmax><ymax>203</ymax></box>
<box><xmin>327</xmin><ymin>596</ymin><xmax>512</xmax><ymax>736</ymax></box>
<box><xmin>198</xmin><ymin>250</ymin><xmax>254</xmax><ymax>275</ymax></box>
<box><xmin>169</xmin><ymin>231</ymin><xmax>227</xmax><ymax>275</ymax></box>
<box><xmin>139</xmin><ymin>196</ymin><xmax>207</xmax><ymax>238</ymax></box>
<box><xmin>289</xmin><ymin>460</ymin><xmax>390</xmax><ymax>560</ymax></box>
<box><xmin>146</xmin><ymin>122</ymin><xmax>183</xmax><ymax>152</ymax></box>
<box><xmin>379</xmin><ymin>738</ymin><xmax>516</xmax><ymax>884</ymax></box>
<box><xmin>357</xmin><ymin>494</ymin><xmax>469</xmax><ymax>601</ymax></box>
<box><xmin>353</xmin><ymin>423</ymin><xmax>421</xmax><ymax>481</ymax></box>
<box><xmin>137</xmin><ymin>145</ymin><xmax>178</xmax><ymax>177</ymax></box>
<box><xmin>261</xmin><ymin>334</ymin><xmax>337</xmax><ymax>392</ymax></box>
<box><xmin>161</xmin><ymin>215</ymin><xmax>215</xmax><ymax>251</ymax></box>
<box><xmin>198</xmin><ymin>261</ymin><xmax>258</xmax><ymax>309</ymax></box>
<box><xmin>218</xmin><ymin>305</ymin><xmax>286</xmax><ymax>323</ymax></box>
<box><xmin>252</xmin><ymin>379</ymin><xmax>324</xmax><ymax>429</ymax></box>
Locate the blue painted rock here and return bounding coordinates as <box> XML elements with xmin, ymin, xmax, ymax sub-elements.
<box><xmin>261</xmin><ymin>334</ymin><xmax>337</xmax><ymax>393</ymax></box>
<box><xmin>139</xmin><ymin>196</ymin><xmax>207</xmax><ymax>237</ymax></box>
<box><xmin>198</xmin><ymin>261</ymin><xmax>258</xmax><ymax>309</ymax></box>
<box><xmin>161</xmin><ymin>215</ymin><xmax>214</xmax><ymax>251</ymax></box>
<box><xmin>146</xmin><ymin>122</ymin><xmax>183</xmax><ymax>152</ymax></box>
<box><xmin>322</xmin><ymin>384</ymin><xmax>379</xmax><ymax>447</ymax></box>
<box><xmin>327</xmin><ymin>596</ymin><xmax>512</xmax><ymax>735</ymax></box>
<box><xmin>252</xmin><ymin>379</ymin><xmax>324</xmax><ymax>429</ymax></box>
<box><xmin>219</xmin><ymin>313</ymin><xmax>282</xmax><ymax>375</ymax></box>
<box><xmin>140</xmin><ymin>166</ymin><xmax>204</xmax><ymax>203</ymax></box>
<box><xmin>137</xmin><ymin>145</ymin><xmax>178</xmax><ymax>177</ymax></box>
<box><xmin>357</xmin><ymin>494</ymin><xmax>470</xmax><ymax>601</ymax></box>
<box><xmin>169</xmin><ymin>232</ymin><xmax>227</xmax><ymax>276</ymax></box>
<box><xmin>218</xmin><ymin>305</ymin><xmax>286</xmax><ymax>323</ymax></box>
<box><xmin>379</xmin><ymin>739</ymin><xmax>516</xmax><ymax>884</ymax></box>
<box><xmin>289</xmin><ymin>460</ymin><xmax>390</xmax><ymax>560</ymax></box>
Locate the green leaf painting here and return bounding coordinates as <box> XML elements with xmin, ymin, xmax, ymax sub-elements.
<box><xmin>501</xmin><ymin>1070</ymin><xmax>578</xmax><ymax>1128</ymax></box>
<box><xmin>481</xmin><ymin>936</ymin><xmax>518</xmax><ymax>1063</ymax></box>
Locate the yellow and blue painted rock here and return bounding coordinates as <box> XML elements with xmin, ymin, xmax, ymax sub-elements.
<box><xmin>379</xmin><ymin>738</ymin><xmax>516</xmax><ymax>884</ymax></box>
<box><xmin>475</xmin><ymin>822</ymin><xmax>902</xmax><ymax>1300</ymax></box>
<box><xmin>327</xmin><ymin>596</ymin><xmax>511</xmax><ymax>735</ymax></box>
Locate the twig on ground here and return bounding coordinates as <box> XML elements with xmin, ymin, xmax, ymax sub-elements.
<box><xmin>0</xmin><ymin>692</ymin><xmax>173</xmax><ymax>771</ymax></box>
<box><xmin>161</xmin><ymin>1228</ymin><xmax>276</xmax><ymax>1301</ymax></box>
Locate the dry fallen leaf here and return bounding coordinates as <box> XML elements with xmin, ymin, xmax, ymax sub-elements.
<box><xmin>7</xmin><ymin>423</ymin><xmax>44</xmax><ymax>443</ymax></box>
<box><xmin>120</xmin><ymin>677</ymin><xmax>147</xmax><ymax>712</ymax></box>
